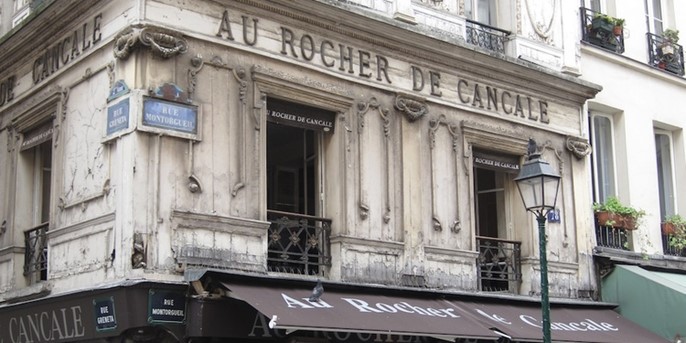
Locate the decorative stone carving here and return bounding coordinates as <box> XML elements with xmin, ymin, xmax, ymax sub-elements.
<box><xmin>394</xmin><ymin>94</ymin><xmax>428</xmax><ymax>122</ymax></box>
<box><xmin>188</xmin><ymin>175</ymin><xmax>203</xmax><ymax>193</ymax></box>
<box><xmin>132</xmin><ymin>232</ymin><xmax>147</xmax><ymax>269</ymax></box>
<box><xmin>113</xmin><ymin>26</ymin><xmax>188</xmax><ymax>60</ymax></box>
<box><xmin>523</xmin><ymin>0</ymin><xmax>557</xmax><ymax>43</ymax></box>
<box><xmin>113</xmin><ymin>28</ymin><xmax>138</xmax><ymax>59</ymax></box>
<box><xmin>566</xmin><ymin>136</ymin><xmax>592</xmax><ymax>159</ymax></box>
<box><xmin>187</xmin><ymin>55</ymin><xmax>204</xmax><ymax>102</ymax></box>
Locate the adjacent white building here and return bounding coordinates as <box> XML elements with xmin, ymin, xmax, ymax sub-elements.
<box><xmin>0</xmin><ymin>0</ymin><xmax>680</xmax><ymax>342</ymax></box>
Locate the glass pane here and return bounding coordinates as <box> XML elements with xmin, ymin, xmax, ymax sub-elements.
<box><xmin>589</xmin><ymin>0</ymin><xmax>601</xmax><ymax>11</ymax></box>
<box><xmin>655</xmin><ymin>133</ymin><xmax>674</xmax><ymax>220</ymax></box>
<box><xmin>39</xmin><ymin>141</ymin><xmax>52</xmax><ymax>223</ymax></box>
<box><xmin>593</xmin><ymin>116</ymin><xmax>616</xmax><ymax>202</ymax></box>
<box><xmin>477</xmin><ymin>0</ymin><xmax>495</xmax><ymax>25</ymax></box>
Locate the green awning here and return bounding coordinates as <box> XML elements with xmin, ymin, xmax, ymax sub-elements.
<box><xmin>602</xmin><ymin>265</ymin><xmax>686</xmax><ymax>341</ymax></box>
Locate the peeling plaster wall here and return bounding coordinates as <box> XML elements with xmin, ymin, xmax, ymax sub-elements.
<box><xmin>0</xmin><ymin>0</ymin><xmax>600</xmax><ymax>301</ymax></box>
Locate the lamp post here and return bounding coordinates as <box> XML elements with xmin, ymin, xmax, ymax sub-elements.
<box><xmin>514</xmin><ymin>140</ymin><xmax>561</xmax><ymax>343</ymax></box>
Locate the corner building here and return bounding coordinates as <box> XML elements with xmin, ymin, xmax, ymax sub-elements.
<box><xmin>0</xmin><ymin>0</ymin><xmax>667</xmax><ymax>342</ymax></box>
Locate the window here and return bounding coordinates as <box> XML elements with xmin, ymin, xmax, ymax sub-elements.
<box><xmin>465</xmin><ymin>0</ymin><xmax>497</xmax><ymax>25</ymax></box>
<box><xmin>18</xmin><ymin>122</ymin><xmax>53</xmax><ymax>283</ymax></box>
<box><xmin>590</xmin><ymin>114</ymin><xmax>617</xmax><ymax>203</ymax></box>
<box><xmin>265</xmin><ymin>98</ymin><xmax>333</xmax><ymax>275</ymax></box>
<box><xmin>655</xmin><ymin>131</ymin><xmax>675</xmax><ymax>220</ymax></box>
<box><xmin>645</xmin><ymin>0</ymin><xmax>664</xmax><ymax>34</ymax></box>
<box><xmin>473</xmin><ymin>149</ymin><xmax>522</xmax><ymax>293</ymax></box>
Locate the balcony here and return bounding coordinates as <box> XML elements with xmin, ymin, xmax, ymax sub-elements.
<box><xmin>580</xmin><ymin>8</ymin><xmax>625</xmax><ymax>54</ymax></box>
<box><xmin>267</xmin><ymin>210</ymin><xmax>331</xmax><ymax>276</ymax></box>
<box><xmin>24</xmin><ymin>222</ymin><xmax>48</xmax><ymax>279</ymax></box>
<box><xmin>595</xmin><ymin>223</ymin><xmax>630</xmax><ymax>251</ymax></box>
<box><xmin>465</xmin><ymin>19</ymin><xmax>510</xmax><ymax>54</ymax></box>
<box><xmin>662</xmin><ymin>233</ymin><xmax>686</xmax><ymax>257</ymax></box>
<box><xmin>476</xmin><ymin>236</ymin><xmax>521</xmax><ymax>293</ymax></box>
<box><xmin>647</xmin><ymin>33</ymin><xmax>685</xmax><ymax>76</ymax></box>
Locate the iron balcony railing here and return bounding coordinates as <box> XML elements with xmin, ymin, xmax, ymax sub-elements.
<box><xmin>465</xmin><ymin>19</ymin><xmax>510</xmax><ymax>54</ymax></box>
<box><xmin>595</xmin><ymin>223</ymin><xmax>630</xmax><ymax>250</ymax></box>
<box><xmin>476</xmin><ymin>236</ymin><xmax>521</xmax><ymax>293</ymax></box>
<box><xmin>647</xmin><ymin>32</ymin><xmax>685</xmax><ymax>76</ymax></box>
<box><xmin>24</xmin><ymin>222</ymin><xmax>48</xmax><ymax>277</ymax></box>
<box><xmin>267</xmin><ymin>210</ymin><xmax>331</xmax><ymax>276</ymax></box>
<box><xmin>662</xmin><ymin>233</ymin><xmax>686</xmax><ymax>257</ymax></box>
<box><xmin>580</xmin><ymin>7</ymin><xmax>625</xmax><ymax>54</ymax></box>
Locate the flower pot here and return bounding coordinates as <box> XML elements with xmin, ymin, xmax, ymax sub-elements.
<box><xmin>613</xmin><ymin>25</ymin><xmax>622</xmax><ymax>36</ymax></box>
<box><xmin>595</xmin><ymin>211</ymin><xmax>636</xmax><ymax>230</ymax></box>
<box><xmin>660</xmin><ymin>44</ymin><xmax>675</xmax><ymax>56</ymax></box>
<box><xmin>619</xmin><ymin>216</ymin><xmax>636</xmax><ymax>230</ymax></box>
<box><xmin>663</xmin><ymin>222</ymin><xmax>676</xmax><ymax>235</ymax></box>
<box><xmin>596</xmin><ymin>211</ymin><xmax>619</xmax><ymax>227</ymax></box>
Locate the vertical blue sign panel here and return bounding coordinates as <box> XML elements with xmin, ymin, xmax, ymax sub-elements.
<box><xmin>143</xmin><ymin>98</ymin><xmax>197</xmax><ymax>134</ymax></box>
<box><xmin>93</xmin><ymin>298</ymin><xmax>117</xmax><ymax>331</ymax></box>
<box><xmin>106</xmin><ymin>98</ymin><xmax>130</xmax><ymax>135</ymax></box>
<box><xmin>148</xmin><ymin>289</ymin><xmax>186</xmax><ymax>324</ymax></box>
<box><xmin>547</xmin><ymin>208</ymin><xmax>561</xmax><ymax>223</ymax></box>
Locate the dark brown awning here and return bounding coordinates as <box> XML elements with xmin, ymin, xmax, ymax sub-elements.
<box><xmin>454</xmin><ymin>301</ymin><xmax>668</xmax><ymax>343</ymax></box>
<box><xmin>222</xmin><ymin>281</ymin><xmax>499</xmax><ymax>340</ymax></box>
<box><xmin>220</xmin><ymin>280</ymin><xmax>668</xmax><ymax>343</ymax></box>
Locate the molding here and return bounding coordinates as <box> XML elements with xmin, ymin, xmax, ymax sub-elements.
<box><xmin>0</xmin><ymin>246</ymin><xmax>26</xmax><ymax>258</ymax></box>
<box><xmin>330</xmin><ymin>235</ymin><xmax>404</xmax><ymax>251</ymax></box>
<box><xmin>428</xmin><ymin>114</ymin><xmax>461</xmax><ymax>234</ymax></box>
<box><xmin>566</xmin><ymin>136</ymin><xmax>592</xmax><ymax>159</ymax></box>
<box><xmin>47</xmin><ymin>212</ymin><xmax>115</xmax><ymax>242</ymax></box>
<box><xmin>356</xmin><ymin>97</ymin><xmax>392</xmax><ymax>222</ymax></box>
<box><xmin>171</xmin><ymin>210</ymin><xmax>270</xmax><ymax>236</ymax></box>
<box><xmin>425</xmin><ymin>245</ymin><xmax>479</xmax><ymax>260</ymax></box>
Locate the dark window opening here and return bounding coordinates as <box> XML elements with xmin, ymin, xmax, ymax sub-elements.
<box><xmin>265</xmin><ymin>99</ymin><xmax>331</xmax><ymax>276</ymax></box>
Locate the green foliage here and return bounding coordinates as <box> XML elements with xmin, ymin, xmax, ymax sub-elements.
<box><xmin>593</xmin><ymin>196</ymin><xmax>645</xmax><ymax>219</ymax></box>
<box><xmin>663</xmin><ymin>28</ymin><xmax>680</xmax><ymax>43</ymax></box>
<box><xmin>593</xmin><ymin>13</ymin><xmax>625</xmax><ymax>27</ymax></box>
<box><xmin>664</xmin><ymin>214</ymin><xmax>686</xmax><ymax>250</ymax></box>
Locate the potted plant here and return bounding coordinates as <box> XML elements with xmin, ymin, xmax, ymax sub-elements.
<box><xmin>593</xmin><ymin>196</ymin><xmax>646</xmax><ymax>230</ymax></box>
<box><xmin>591</xmin><ymin>14</ymin><xmax>616</xmax><ymax>35</ymax></box>
<box><xmin>612</xmin><ymin>18</ymin><xmax>625</xmax><ymax>36</ymax></box>
<box><xmin>659</xmin><ymin>29</ymin><xmax>679</xmax><ymax>56</ymax></box>
<box><xmin>662</xmin><ymin>214</ymin><xmax>686</xmax><ymax>235</ymax></box>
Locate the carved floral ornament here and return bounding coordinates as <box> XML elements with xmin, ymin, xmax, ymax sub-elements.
<box><xmin>394</xmin><ymin>94</ymin><xmax>428</xmax><ymax>122</ymax></box>
<box><xmin>114</xmin><ymin>26</ymin><xmax>188</xmax><ymax>60</ymax></box>
<box><xmin>565</xmin><ymin>136</ymin><xmax>592</xmax><ymax>159</ymax></box>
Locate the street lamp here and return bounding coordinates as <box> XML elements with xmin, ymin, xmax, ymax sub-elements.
<box><xmin>514</xmin><ymin>140</ymin><xmax>561</xmax><ymax>343</ymax></box>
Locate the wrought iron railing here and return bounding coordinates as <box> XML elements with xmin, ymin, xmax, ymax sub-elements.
<box><xmin>647</xmin><ymin>32</ymin><xmax>685</xmax><ymax>76</ymax></box>
<box><xmin>662</xmin><ymin>233</ymin><xmax>686</xmax><ymax>257</ymax></box>
<box><xmin>267</xmin><ymin>210</ymin><xmax>331</xmax><ymax>276</ymax></box>
<box><xmin>580</xmin><ymin>7</ymin><xmax>625</xmax><ymax>54</ymax></box>
<box><xmin>476</xmin><ymin>236</ymin><xmax>521</xmax><ymax>293</ymax></box>
<box><xmin>595</xmin><ymin>224</ymin><xmax>630</xmax><ymax>250</ymax></box>
<box><xmin>24</xmin><ymin>222</ymin><xmax>48</xmax><ymax>278</ymax></box>
<box><xmin>465</xmin><ymin>19</ymin><xmax>510</xmax><ymax>54</ymax></box>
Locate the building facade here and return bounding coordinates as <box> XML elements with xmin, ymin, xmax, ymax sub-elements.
<box><xmin>578</xmin><ymin>0</ymin><xmax>686</xmax><ymax>341</ymax></box>
<box><xmin>0</xmin><ymin>0</ymin><xmax>675</xmax><ymax>342</ymax></box>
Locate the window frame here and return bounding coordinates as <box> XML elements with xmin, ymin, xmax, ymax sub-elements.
<box><xmin>590</xmin><ymin>112</ymin><xmax>618</xmax><ymax>203</ymax></box>
<box><xmin>654</xmin><ymin>129</ymin><xmax>676</xmax><ymax>220</ymax></box>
